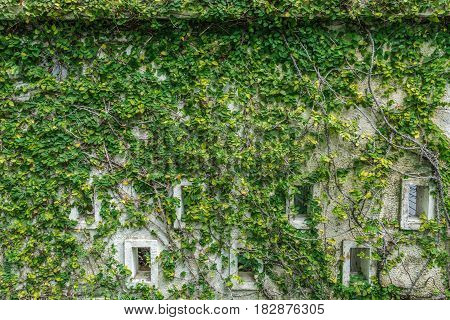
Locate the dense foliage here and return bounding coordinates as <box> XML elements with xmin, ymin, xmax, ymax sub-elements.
<box><xmin>0</xmin><ymin>7</ymin><xmax>448</xmax><ymax>300</ymax></box>
<box><xmin>0</xmin><ymin>0</ymin><xmax>449</xmax><ymax>21</ymax></box>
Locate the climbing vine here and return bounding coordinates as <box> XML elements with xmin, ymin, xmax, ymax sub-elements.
<box><xmin>0</xmin><ymin>0</ymin><xmax>448</xmax><ymax>21</ymax></box>
<box><xmin>0</xmin><ymin>8</ymin><xmax>448</xmax><ymax>300</ymax></box>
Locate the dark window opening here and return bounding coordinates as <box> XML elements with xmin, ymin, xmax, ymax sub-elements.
<box><xmin>293</xmin><ymin>185</ymin><xmax>312</xmax><ymax>216</ymax></box>
<box><xmin>135</xmin><ymin>247</ymin><xmax>151</xmax><ymax>280</ymax></box>
<box><xmin>408</xmin><ymin>185</ymin><xmax>429</xmax><ymax>218</ymax></box>
<box><xmin>237</xmin><ymin>251</ymin><xmax>256</xmax><ymax>281</ymax></box>
<box><xmin>237</xmin><ymin>252</ymin><xmax>253</xmax><ymax>273</ymax></box>
<box><xmin>350</xmin><ymin>248</ymin><xmax>370</xmax><ymax>282</ymax></box>
<box><xmin>180</xmin><ymin>185</ymin><xmax>189</xmax><ymax>214</ymax></box>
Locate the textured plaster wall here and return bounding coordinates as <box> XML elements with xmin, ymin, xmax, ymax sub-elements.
<box><xmin>64</xmin><ymin>53</ymin><xmax>449</xmax><ymax>298</ymax></box>
<box><xmin>108</xmin><ymin>219</ymin><xmax>228</xmax><ymax>297</ymax></box>
<box><xmin>72</xmin><ymin>80</ymin><xmax>449</xmax><ymax>298</ymax></box>
<box><xmin>433</xmin><ymin>84</ymin><xmax>450</xmax><ymax>138</ymax></box>
<box><xmin>314</xmin><ymin>80</ymin><xmax>449</xmax><ymax>297</ymax></box>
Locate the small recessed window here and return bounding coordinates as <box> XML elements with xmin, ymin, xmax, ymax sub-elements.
<box><xmin>69</xmin><ymin>191</ymin><xmax>101</xmax><ymax>230</ymax></box>
<box><xmin>237</xmin><ymin>252</ymin><xmax>254</xmax><ymax>277</ymax></box>
<box><xmin>349</xmin><ymin>248</ymin><xmax>371</xmax><ymax>283</ymax></box>
<box><xmin>342</xmin><ymin>240</ymin><xmax>373</xmax><ymax>286</ymax></box>
<box><xmin>181</xmin><ymin>185</ymin><xmax>192</xmax><ymax>215</ymax></box>
<box><xmin>135</xmin><ymin>247</ymin><xmax>152</xmax><ymax>281</ymax></box>
<box><xmin>231</xmin><ymin>248</ymin><xmax>258</xmax><ymax>291</ymax></box>
<box><xmin>293</xmin><ymin>185</ymin><xmax>311</xmax><ymax>216</ymax></box>
<box><xmin>408</xmin><ymin>185</ymin><xmax>429</xmax><ymax>218</ymax></box>
<box><xmin>124</xmin><ymin>239</ymin><xmax>158</xmax><ymax>286</ymax></box>
<box><xmin>172</xmin><ymin>179</ymin><xmax>192</xmax><ymax>229</ymax></box>
<box><xmin>287</xmin><ymin>185</ymin><xmax>312</xmax><ymax>229</ymax></box>
<box><xmin>401</xmin><ymin>178</ymin><xmax>435</xmax><ymax>230</ymax></box>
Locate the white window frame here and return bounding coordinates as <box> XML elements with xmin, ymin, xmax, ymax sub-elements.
<box><xmin>172</xmin><ymin>179</ymin><xmax>192</xmax><ymax>229</ymax></box>
<box><xmin>342</xmin><ymin>240</ymin><xmax>374</xmax><ymax>286</ymax></box>
<box><xmin>124</xmin><ymin>239</ymin><xmax>158</xmax><ymax>286</ymax></box>
<box><xmin>286</xmin><ymin>184</ymin><xmax>313</xmax><ymax>229</ymax></box>
<box><xmin>400</xmin><ymin>177</ymin><xmax>435</xmax><ymax>230</ymax></box>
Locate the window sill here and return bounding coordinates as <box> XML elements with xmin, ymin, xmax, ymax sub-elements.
<box><xmin>400</xmin><ymin>218</ymin><xmax>422</xmax><ymax>231</ymax></box>
<box><xmin>230</xmin><ymin>272</ymin><xmax>257</xmax><ymax>291</ymax></box>
<box><xmin>290</xmin><ymin>215</ymin><xmax>309</xmax><ymax>229</ymax></box>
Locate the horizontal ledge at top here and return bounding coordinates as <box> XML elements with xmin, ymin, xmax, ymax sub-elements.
<box><xmin>0</xmin><ymin>3</ymin><xmax>448</xmax><ymax>22</ymax></box>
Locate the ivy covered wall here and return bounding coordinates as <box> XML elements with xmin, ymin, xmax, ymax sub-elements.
<box><xmin>0</xmin><ymin>0</ymin><xmax>449</xmax><ymax>21</ymax></box>
<box><xmin>0</xmin><ymin>1</ymin><xmax>449</xmax><ymax>300</ymax></box>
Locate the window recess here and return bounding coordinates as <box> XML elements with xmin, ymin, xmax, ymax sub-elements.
<box><xmin>400</xmin><ymin>178</ymin><xmax>435</xmax><ymax>230</ymax></box>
